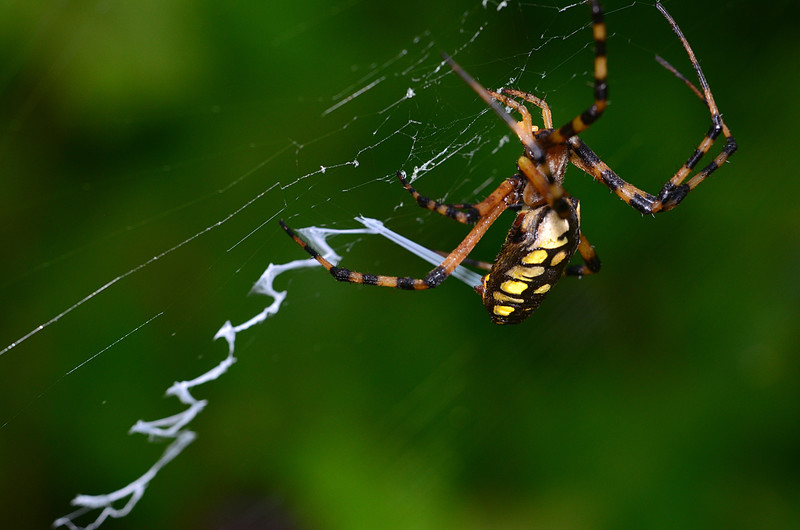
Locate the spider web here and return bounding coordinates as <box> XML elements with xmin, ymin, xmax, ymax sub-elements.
<box><xmin>0</xmin><ymin>1</ymin><xmax>715</xmax><ymax>528</ymax></box>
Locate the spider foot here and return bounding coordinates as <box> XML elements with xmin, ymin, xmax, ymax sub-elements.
<box><xmin>656</xmin><ymin>182</ymin><xmax>690</xmax><ymax>211</ymax></box>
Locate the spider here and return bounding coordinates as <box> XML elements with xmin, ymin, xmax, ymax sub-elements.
<box><xmin>280</xmin><ymin>0</ymin><xmax>737</xmax><ymax>325</ymax></box>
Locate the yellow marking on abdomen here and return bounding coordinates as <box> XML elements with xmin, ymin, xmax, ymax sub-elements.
<box><xmin>550</xmin><ymin>250</ymin><xmax>567</xmax><ymax>266</ymax></box>
<box><xmin>501</xmin><ymin>280</ymin><xmax>528</xmax><ymax>295</ymax></box>
<box><xmin>533</xmin><ymin>284</ymin><xmax>551</xmax><ymax>295</ymax></box>
<box><xmin>507</xmin><ymin>266</ymin><xmax>544</xmax><ymax>280</ymax></box>
<box><xmin>539</xmin><ymin>236</ymin><xmax>566</xmax><ymax>249</ymax></box>
<box><xmin>522</xmin><ymin>249</ymin><xmax>548</xmax><ymax>265</ymax></box>
<box><xmin>493</xmin><ymin>292</ymin><xmax>523</xmax><ymax>304</ymax></box>
<box><xmin>493</xmin><ymin>305</ymin><xmax>514</xmax><ymax>317</ymax></box>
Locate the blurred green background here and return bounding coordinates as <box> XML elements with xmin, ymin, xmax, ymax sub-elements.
<box><xmin>2</xmin><ymin>0</ymin><xmax>799</xmax><ymax>528</ymax></box>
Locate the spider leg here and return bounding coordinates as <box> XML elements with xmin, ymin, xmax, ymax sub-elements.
<box><xmin>567</xmin><ymin>3</ymin><xmax>736</xmax><ymax>214</ymax></box>
<box><xmin>543</xmin><ymin>0</ymin><xmax>607</xmax><ymax>146</ymax></box>
<box><xmin>648</xmin><ymin>2</ymin><xmax>737</xmax><ymax>211</ymax></box>
<box><xmin>652</xmin><ymin>53</ymin><xmax>736</xmax><ymax>196</ymax></box>
<box><xmin>564</xmin><ymin>232</ymin><xmax>602</xmax><ymax>277</ymax></box>
<box><xmin>569</xmin><ymin>118</ymin><xmax>734</xmax><ymax>213</ymax></box>
<box><xmin>568</xmin><ymin>138</ymin><xmax>658</xmax><ymax>213</ymax></box>
<box><xmin>280</xmin><ymin>177</ymin><xmax>520</xmax><ymax>290</ymax></box>
<box><xmin>396</xmin><ymin>171</ymin><xmax>480</xmax><ymax>225</ymax></box>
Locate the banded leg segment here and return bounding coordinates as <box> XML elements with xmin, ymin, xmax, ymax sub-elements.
<box><xmin>280</xmin><ymin>220</ymin><xmax>433</xmax><ymax>289</ymax></box>
<box><xmin>397</xmin><ymin>171</ymin><xmax>480</xmax><ymax>225</ymax></box>
<box><xmin>398</xmin><ymin>172</ymin><xmax>525</xmax><ymax>225</ymax></box>
<box><xmin>564</xmin><ymin>232</ymin><xmax>602</xmax><ymax>277</ymax></box>
<box><xmin>543</xmin><ymin>0</ymin><xmax>608</xmax><ymax>146</ymax></box>
<box><xmin>279</xmin><ymin>177</ymin><xmax>520</xmax><ymax>290</ymax></box>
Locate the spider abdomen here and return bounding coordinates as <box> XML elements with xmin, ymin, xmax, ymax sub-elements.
<box><xmin>481</xmin><ymin>199</ymin><xmax>581</xmax><ymax>324</ymax></box>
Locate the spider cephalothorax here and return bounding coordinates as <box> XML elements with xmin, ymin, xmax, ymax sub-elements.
<box><xmin>280</xmin><ymin>0</ymin><xmax>737</xmax><ymax>325</ymax></box>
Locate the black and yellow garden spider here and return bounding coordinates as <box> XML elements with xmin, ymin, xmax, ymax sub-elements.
<box><xmin>280</xmin><ymin>0</ymin><xmax>737</xmax><ymax>325</ymax></box>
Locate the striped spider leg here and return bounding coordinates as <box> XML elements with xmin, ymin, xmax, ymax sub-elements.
<box><xmin>280</xmin><ymin>175</ymin><xmax>523</xmax><ymax>291</ymax></box>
